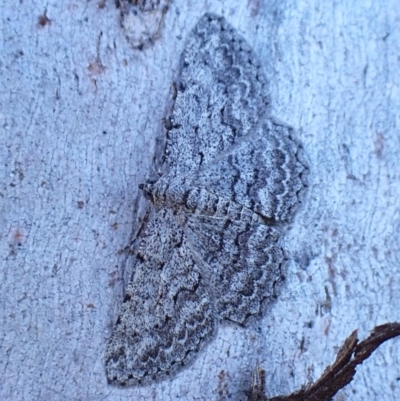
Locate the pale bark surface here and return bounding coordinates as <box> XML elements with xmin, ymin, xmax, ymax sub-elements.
<box><xmin>1</xmin><ymin>1</ymin><xmax>399</xmax><ymax>400</ymax></box>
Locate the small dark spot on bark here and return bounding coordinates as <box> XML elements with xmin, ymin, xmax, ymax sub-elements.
<box><xmin>38</xmin><ymin>11</ymin><xmax>51</xmax><ymax>27</ymax></box>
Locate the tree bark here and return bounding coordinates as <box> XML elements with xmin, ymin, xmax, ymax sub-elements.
<box><xmin>1</xmin><ymin>1</ymin><xmax>399</xmax><ymax>400</ymax></box>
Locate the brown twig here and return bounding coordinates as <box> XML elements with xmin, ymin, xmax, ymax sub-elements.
<box><xmin>248</xmin><ymin>322</ymin><xmax>400</xmax><ymax>401</ymax></box>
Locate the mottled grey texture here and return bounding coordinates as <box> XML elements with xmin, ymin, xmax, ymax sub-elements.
<box><xmin>117</xmin><ymin>0</ymin><xmax>170</xmax><ymax>49</ymax></box>
<box><xmin>105</xmin><ymin>13</ymin><xmax>307</xmax><ymax>386</ymax></box>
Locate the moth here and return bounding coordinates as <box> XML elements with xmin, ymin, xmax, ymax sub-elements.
<box><xmin>106</xmin><ymin>13</ymin><xmax>307</xmax><ymax>386</ymax></box>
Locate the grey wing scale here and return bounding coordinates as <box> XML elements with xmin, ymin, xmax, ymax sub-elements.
<box><xmin>165</xmin><ymin>13</ymin><xmax>270</xmax><ymax>175</ymax></box>
<box><xmin>105</xmin><ymin>208</ymin><xmax>215</xmax><ymax>385</ymax></box>
<box><xmin>185</xmin><ymin>212</ymin><xmax>284</xmax><ymax>324</ymax></box>
<box><xmin>191</xmin><ymin>119</ymin><xmax>307</xmax><ymax>222</ymax></box>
